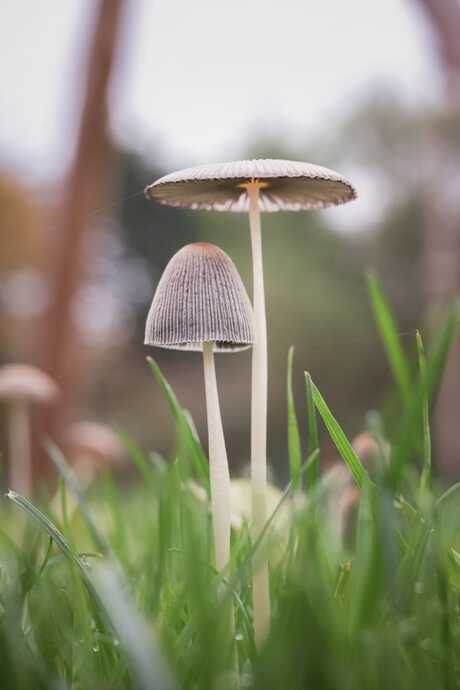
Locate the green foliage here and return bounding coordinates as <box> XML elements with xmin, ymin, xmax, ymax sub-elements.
<box><xmin>0</xmin><ymin>287</ymin><xmax>460</xmax><ymax>689</ymax></box>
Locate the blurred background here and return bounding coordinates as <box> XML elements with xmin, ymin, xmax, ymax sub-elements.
<box><xmin>1</xmin><ymin>0</ymin><xmax>459</xmax><ymax>486</ymax></box>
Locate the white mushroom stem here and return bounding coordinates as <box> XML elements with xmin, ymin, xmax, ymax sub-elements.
<box><xmin>203</xmin><ymin>342</ymin><xmax>238</xmax><ymax>680</ymax></box>
<box><xmin>247</xmin><ymin>183</ymin><xmax>270</xmax><ymax>647</ymax></box>
<box><xmin>9</xmin><ymin>399</ymin><xmax>32</xmax><ymax>496</ymax></box>
<box><xmin>202</xmin><ymin>341</ymin><xmax>232</xmax><ymax>571</ymax></box>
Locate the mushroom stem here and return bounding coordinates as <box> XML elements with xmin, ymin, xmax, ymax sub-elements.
<box><xmin>9</xmin><ymin>400</ymin><xmax>32</xmax><ymax>496</ymax></box>
<box><xmin>247</xmin><ymin>183</ymin><xmax>270</xmax><ymax>646</ymax></box>
<box><xmin>203</xmin><ymin>342</ymin><xmax>239</xmax><ymax>679</ymax></box>
<box><xmin>202</xmin><ymin>341</ymin><xmax>232</xmax><ymax>570</ymax></box>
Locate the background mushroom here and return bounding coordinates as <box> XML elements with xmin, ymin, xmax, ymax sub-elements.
<box><xmin>144</xmin><ymin>242</ymin><xmax>254</xmax><ymax>575</ymax></box>
<box><xmin>64</xmin><ymin>420</ymin><xmax>124</xmax><ymax>486</ymax></box>
<box><xmin>0</xmin><ymin>363</ymin><xmax>58</xmax><ymax>495</ymax></box>
<box><xmin>50</xmin><ymin>420</ymin><xmax>125</xmax><ymax>520</ymax></box>
<box><xmin>146</xmin><ymin>158</ymin><xmax>356</xmax><ymax>645</ymax></box>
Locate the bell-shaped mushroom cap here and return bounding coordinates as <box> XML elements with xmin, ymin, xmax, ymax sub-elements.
<box><xmin>65</xmin><ymin>421</ymin><xmax>124</xmax><ymax>465</ymax></box>
<box><xmin>145</xmin><ymin>159</ymin><xmax>356</xmax><ymax>212</ymax></box>
<box><xmin>0</xmin><ymin>364</ymin><xmax>58</xmax><ymax>403</ymax></box>
<box><xmin>145</xmin><ymin>243</ymin><xmax>254</xmax><ymax>352</ymax></box>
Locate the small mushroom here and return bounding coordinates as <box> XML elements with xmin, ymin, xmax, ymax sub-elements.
<box><xmin>145</xmin><ymin>242</ymin><xmax>254</xmax><ymax>573</ymax></box>
<box><xmin>146</xmin><ymin>159</ymin><xmax>356</xmax><ymax>644</ymax></box>
<box><xmin>50</xmin><ymin>421</ymin><xmax>124</xmax><ymax>520</ymax></box>
<box><xmin>0</xmin><ymin>364</ymin><xmax>58</xmax><ymax>495</ymax></box>
<box><xmin>64</xmin><ymin>421</ymin><xmax>124</xmax><ymax>486</ymax></box>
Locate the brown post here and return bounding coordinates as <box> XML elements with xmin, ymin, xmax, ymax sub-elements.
<box><xmin>35</xmin><ymin>0</ymin><xmax>124</xmax><ymax>480</ymax></box>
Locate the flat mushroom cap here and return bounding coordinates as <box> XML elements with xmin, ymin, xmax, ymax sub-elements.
<box><xmin>64</xmin><ymin>421</ymin><xmax>124</xmax><ymax>464</ymax></box>
<box><xmin>145</xmin><ymin>158</ymin><xmax>356</xmax><ymax>212</ymax></box>
<box><xmin>145</xmin><ymin>243</ymin><xmax>254</xmax><ymax>352</ymax></box>
<box><xmin>0</xmin><ymin>364</ymin><xmax>58</xmax><ymax>403</ymax></box>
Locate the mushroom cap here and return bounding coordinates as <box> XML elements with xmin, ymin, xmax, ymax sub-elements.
<box><xmin>145</xmin><ymin>242</ymin><xmax>254</xmax><ymax>352</ymax></box>
<box><xmin>0</xmin><ymin>364</ymin><xmax>58</xmax><ymax>403</ymax></box>
<box><xmin>145</xmin><ymin>158</ymin><xmax>356</xmax><ymax>212</ymax></box>
<box><xmin>64</xmin><ymin>421</ymin><xmax>124</xmax><ymax>464</ymax></box>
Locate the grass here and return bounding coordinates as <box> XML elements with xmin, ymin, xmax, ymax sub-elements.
<box><xmin>1</xmin><ymin>273</ymin><xmax>460</xmax><ymax>689</ymax></box>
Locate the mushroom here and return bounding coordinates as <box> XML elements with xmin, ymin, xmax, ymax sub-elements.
<box><xmin>64</xmin><ymin>420</ymin><xmax>124</xmax><ymax>486</ymax></box>
<box><xmin>144</xmin><ymin>242</ymin><xmax>254</xmax><ymax>574</ymax></box>
<box><xmin>50</xmin><ymin>420</ymin><xmax>124</xmax><ymax>520</ymax></box>
<box><xmin>0</xmin><ymin>363</ymin><xmax>58</xmax><ymax>495</ymax></box>
<box><xmin>146</xmin><ymin>158</ymin><xmax>356</xmax><ymax>644</ymax></box>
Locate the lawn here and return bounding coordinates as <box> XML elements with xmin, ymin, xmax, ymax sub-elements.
<box><xmin>1</xmin><ymin>274</ymin><xmax>459</xmax><ymax>690</ymax></box>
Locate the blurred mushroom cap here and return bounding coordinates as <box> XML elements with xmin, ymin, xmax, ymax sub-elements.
<box><xmin>352</xmin><ymin>431</ymin><xmax>386</xmax><ymax>467</ymax></box>
<box><xmin>0</xmin><ymin>364</ymin><xmax>58</xmax><ymax>403</ymax></box>
<box><xmin>65</xmin><ymin>421</ymin><xmax>124</xmax><ymax>465</ymax></box>
<box><xmin>145</xmin><ymin>243</ymin><xmax>254</xmax><ymax>352</ymax></box>
<box><xmin>146</xmin><ymin>159</ymin><xmax>356</xmax><ymax>212</ymax></box>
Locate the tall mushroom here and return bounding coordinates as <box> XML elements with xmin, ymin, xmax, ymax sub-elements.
<box><xmin>146</xmin><ymin>159</ymin><xmax>356</xmax><ymax>645</ymax></box>
<box><xmin>0</xmin><ymin>364</ymin><xmax>58</xmax><ymax>495</ymax></box>
<box><xmin>144</xmin><ymin>242</ymin><xmax>254</xmax><ymax>574</ymax></box>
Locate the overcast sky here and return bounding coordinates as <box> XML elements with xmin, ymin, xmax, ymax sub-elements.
<box><xmin>1</xmin><ymin>0</ymin><xmax>439</xmax><ymax>185</ymax></box>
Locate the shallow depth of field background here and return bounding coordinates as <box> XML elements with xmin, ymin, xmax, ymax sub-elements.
<box><xmin>1</xmin><ymin>0</ymin><xmax>459</xmax><ymax>486</ymax></box>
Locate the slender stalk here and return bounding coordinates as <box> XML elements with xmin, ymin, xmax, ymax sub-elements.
<box><xmin>202</xmin><ymin>342</ymin><xmax>239</xmax><ymax>683</ymax></box>
<box><xmin>247</xmin><ymin>184</ymin><xmax>270</xmax><ymax>646</ymax></box>
<box><xmin>9</xmin><ymin>400</ymin><xmax>32</xmax><ymax>496</ymax></box>
<box><xmin>203</xmin><ymin>341</ymin><xmax>232</xmax><ymax>570</ymax></box>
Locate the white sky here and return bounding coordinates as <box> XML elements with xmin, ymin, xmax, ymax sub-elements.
<box><xmin>0</xmin><ymin>0</ymin><xmax>438</xmax><ymax>185</ymax></box>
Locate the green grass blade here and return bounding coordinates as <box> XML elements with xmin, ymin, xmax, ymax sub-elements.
<box><xmin>367</xmin><ymin>270</ymin><xmax>412</xmax><ymax>407</ymax></box>
<box><xmin>147</xmin><ymin>357</ymin><xmax>210</xmax><ymax>491</ymax></box>
<box><xmin>45</xmin><ymin>439</ymin><xmax>108</xmax><ymax>555</ymax></box>
<box><xmin>416</xmin><ymin>331</ymin><xmax>431</xmax><ymax>493</ymax></box>
<box><xmin>6</xmin><ymin>490</ymin><xmax>107</xmax><ymax>622</ymax></box>
<box><xmin>287</xmin><ymin>347</ymin><xmax>302</xmax><ymax>490</ymax></box>
<box><xmin>304</xmin><ymin>372</ymin><xmax>320</xmax><ymax>488</ymax></box>
<box><xmin>309</xmin><ymin>378</ymin><xmax>367</xmax><ymax>487</ymax></box>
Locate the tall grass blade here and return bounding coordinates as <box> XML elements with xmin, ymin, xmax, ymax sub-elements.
<box><xmin>287</xmin><ymin>347</ymin><xmax>302</xmax><ymax>490</ymax></box>
<box><xmin>416</xmin><ymin>331</ymin><xmax>431</xmax><ymax>493</ymax></box>
<box><xmin>147</xmin><ymin>357</ymin><xmax>209</xmax><ymax>491</ymax></box>
<box><xmin>367</xmin><ymin>270</ymin><xmax>412</xmax><ymax>408</ymax></box>
<box><xmin>309</xmin><ymin>378</ymin><xmax>367</xmax><ymax>487</ymax></box>
<box><xmin>45</xmin><ymin>439</ymin><xmax>108</xmax><ymax>555</ymax></box>
<box><xmin>6</xmin><ymin>490</ymin><xmax>107</xmax><ymax>622</ymax></box>
<box><xmin>304</xmin><ymin>372</ymin><xmax>320</xmax><ymax>488</ymax></box>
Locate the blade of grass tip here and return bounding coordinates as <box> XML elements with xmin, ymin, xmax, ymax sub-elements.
<box><xmin>44</xmin><ymin>439</ymin><xmax>108</xmax><ymax>555</ymax></box>
<box><xmin>309</xmin><ymin>379</ymin><xmax>367</xmax><ymax>488</ymax></box>
<box><xmin>93</xmin><ymin>565</ymin><xmax>177</xmax><ymax>690</ymax></box>
<box><xmin>147</xmin><ymin>357</ymin><xmax>210</xmax><ymax>491</ymax></box>
<box><xmin>416</xmin><ymin>331</ymin><xmax>431</xmax><ymax>493</ymax></box>
<box><xmin>366</xmin><ymin>270</ymin><xmax>412</xmax><ymax>408</ymax></box>
<box><xmin>6</xmin><ymin>490</ymin><xmax>109</xmax><ymax>625</ymax></box>
<box><xmin>287</xmin><ymin>347</ymin><xmax>302</xmax><ymax>490</ymax></box>
<box><xmin>305</xmin><ymin>372</ymin><xmax>320</xmax><ymax>488</ymax></box>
